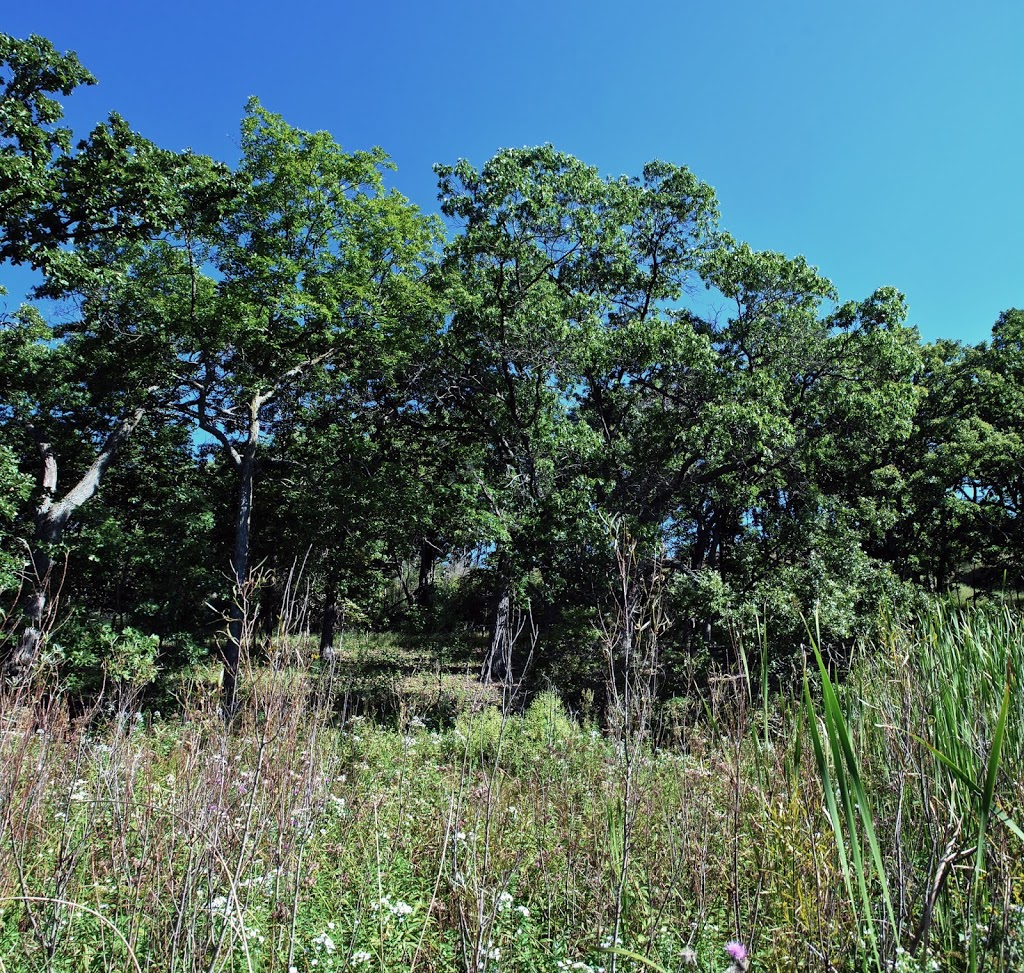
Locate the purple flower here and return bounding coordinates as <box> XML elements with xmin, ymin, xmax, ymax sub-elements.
<box><xmin>725</xmin><ymin>941</ymin><xmax>748</xmax><ymax>963</ymax></box>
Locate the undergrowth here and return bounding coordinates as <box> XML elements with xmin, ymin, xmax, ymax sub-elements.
<box><xmin>0</xmin><ymin>604</ymin><xmax>1021</xmax><ymax>972</ymax></box>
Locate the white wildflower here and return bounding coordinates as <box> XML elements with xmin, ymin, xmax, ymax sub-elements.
<box><xmin>312</xmin><ymin>931</ymin><xmax>337</xmax><ymax>953</ymax></box>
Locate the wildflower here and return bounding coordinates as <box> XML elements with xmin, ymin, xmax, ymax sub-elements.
<box><xmin>352</xmin><ymin>951</ymin><xmax>372</xmax><ymax>964</ymax></box>
<box><xmin>313</xmin><ymin>931</ymin><xmax>337</xmax><ymax>953</ymax></box>
<box><xmin>680</xmin><ymin>946</ymin><xmax>697</xmax><ymax>965</ymax></box>
<box><xmin>724</xmin><ymin>941</ymin><xmax>749</xmax><ymax>972</ymax></box>
<box><xmin>724</xmin><ymin>942</ymin><xmax>747</xmax><ymax>961</ymax></box>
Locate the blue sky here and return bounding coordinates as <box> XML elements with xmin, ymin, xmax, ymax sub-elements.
<box><xmin>4</xmin><ymin>0</ymin><xmax>1023</xmax><ymax>344</ymax></box>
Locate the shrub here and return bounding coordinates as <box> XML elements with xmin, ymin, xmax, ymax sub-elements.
<box><xmin>46</xmin><ymin>616</ymin><xmax>159</xmax><ymax>695</ymax></box>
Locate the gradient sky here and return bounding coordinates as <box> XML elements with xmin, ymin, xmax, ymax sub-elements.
<box><xmin>4</xmin><ymin>0</ymin><xmax>1023</xmax><ymax>345</ymax></box>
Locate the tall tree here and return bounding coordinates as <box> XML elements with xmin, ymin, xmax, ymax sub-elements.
<box><xmin>579</xmin><ymin>237</ymin><xmax>922</xmax><ymax>657</ymax></box>
<box><xmin>432</xmin><ymin>147</ymin><xmax>610</xmax><ymax>681</ymax></box>
<box><xmin>0</xmin><ymin>33</ymin><xmax>234</xmax><ymax>674</ymax></box>
<box><xmin>432</xmin><ymin>147</ymin><xmax>727</xmax><ymax>680</ymax></box>
<box><xmin>169</xmin><ymin>100</ymin><xmax>439</xmax><ymax>710</ymax></box>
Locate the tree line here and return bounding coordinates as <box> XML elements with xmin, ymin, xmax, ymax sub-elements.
<box><xmin>2</xmin><ymin>34</ymin><xmax>1022</xmax><ymax>706</ymax></box>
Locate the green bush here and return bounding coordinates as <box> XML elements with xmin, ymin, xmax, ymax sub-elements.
<box><xmin>450</xmin><ymin>690</ymin><xmax>583</xmax><ymax>769</ymax></box>
<box><xmin>46</xmin><ymin>616</ymin><xmax>159</xmax><ymax>695</ymax></box>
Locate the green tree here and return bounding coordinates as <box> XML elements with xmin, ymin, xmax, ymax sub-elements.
<box><xmin>0</xmin><ymin>437</ymin><xmax>31</xmax><ymax>596</ymax></box>
<box><xmin>880</xmin><ymin>316</ymin><xmax>1024</xmax><ymax>597</ymax></box>
<box><xmin>0</xmin><ymin>32</ymin><xmax>95</xmax><ymax>264</ymax></box>
<box><xmin>0</xmin><ymin>32</ymin><xmax>232</xmax><ymax>675</ymax></box>
<box><xmin>579</xmin><ymin>238</ymin><xmax>922</xmax><ymax>664</ymax></box>
<box><xmin>432</xmin><ymin>147</ymin><xmax>611</xmax><ymax>681</ymax></box>
<box><xmin>874</xmin><ymin>339</ymin><xmax>976</xmax><ymax>591</ymax></box>
<box><xmin>432</xmin><ymin>147</ymin><xmax>728</xmax><ymax>681</ymax></box>
<box><xmin>725</xmin><ymin>279</ymin><xmax>922</xmax><ymax>647</ymax></box>
<box><xmin>65</xmin><ymin>417</ymin><xmax>219</xmax><ymax>640</ymax></box>
<box><xmin>254</xmin><ymin>385</ymin><xmax>474</xmax><ymax>659</ymax></box>
<box><xmin>168</xmin><ymin>100</ymin><xmax>439</xmax><ymax>710</ymax></box>
<box><xmin>959</xmin><ymin>310</ymin><xmax>1024</xmax><ymax>589</ymax></box>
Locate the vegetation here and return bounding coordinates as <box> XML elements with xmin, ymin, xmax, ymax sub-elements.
<box><xmin>1</xmin><ymin>33</ymin><xmax>1023</xmax><ymax>970</ymax></box>
<box><xmin>0</xmin><ymin>605</ymin><xmax>1021</xmax><ymax>972</ymax></box>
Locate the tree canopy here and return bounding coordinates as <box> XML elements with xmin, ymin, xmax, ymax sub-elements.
<box><xmin>2</xmin><ymin>32</ymin><xmax>1021</xmax><ymax>705</ymax></box>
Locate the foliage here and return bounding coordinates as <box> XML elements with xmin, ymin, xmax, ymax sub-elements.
<box><xmin>0</xmin><ymin>441</ymin><xmax>31</xmax><ymax>593</ymax></box>
<box><xmin>45</xmin><ymin>615</ymin><xmax>159</xmax><ymax>693</ymax></box>
<box><xmin>5</xmin><ymin>24</ymin><xmax>1024</xmax><ymax>973</ymax></box>
<box><xmin>2</xmin><ymin>29</ymin><xmax>1024</xmax><ymax>704</ymax></box>
<box><xmin>0</xmin><ymin>609</ymin><xmax>1021</xmax><ymax>971</ymax></box>
<box><xmin>450</xmin><ymin>690</ymin><xmax>583</xmax><ymax>769</ymax></box>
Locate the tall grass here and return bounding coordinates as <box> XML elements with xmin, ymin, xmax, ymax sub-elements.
<box><xmin>0</xmin><ymin>601</ymin><xmax>1021</xmax><ymax>971</ymax></box>
<box><xmin>909</xmin><ymin>604</ymin><xmax>1023</xmax><ymax>968</ymax></box>
<box><xmin>802</xmin><ymin>602</ymin><xmax>1023</xmax><ymax>972</ymax></box>
<box><xmin>805</xmin><ymin>627</ymin><xmax>897</xmax><ymax>972</ymax></box>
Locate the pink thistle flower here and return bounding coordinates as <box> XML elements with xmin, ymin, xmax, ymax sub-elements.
<box><xmin>725</xmin><ymin>941</ymin><xmax>748</xmax><ymax>963</ymax></box>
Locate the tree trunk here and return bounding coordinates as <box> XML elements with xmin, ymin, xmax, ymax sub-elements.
<box><xmin>481</xmin><ymin>583</ymin><xmax>513</xmax><ymax>684</ymax></box>
<box><xmin>415</xmin><ymin>538</ymin><xmax>437</xmax><ymax>608</ymax></box>
<box><xmin>8</xmin><ymin>409</ymin><xmax>147</xmax><ymax>677</ymax></box>
<box><xmin>319</xmin><ymin>575</ymin><xmax>339</xmax><ymax>664</ymax></box>
<box><xmin>11</xmin><ymin>537</ymin><xmax>56</xmax><ymax>674</ymax></box>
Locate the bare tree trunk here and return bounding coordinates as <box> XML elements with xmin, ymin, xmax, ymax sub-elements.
<box><xmin>8</xmin><ymin>409</ymin><xmax>147</xmax><ymax>677</ymax></box>
<box><xmin>319</xmin><ymin>574</ymin><xmax>339</xmax><ymax>664</ymax></box>
<box><xmin>480</xmin><ymin>583</ymin><xmax>512</xmax><ymax>684</ymax></box>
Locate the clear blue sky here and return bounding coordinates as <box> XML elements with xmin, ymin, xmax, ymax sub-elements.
<box><xmin>4</xmin><ymin>0</ymin><xmax>1023</xmax><ymax>344</ymax></box>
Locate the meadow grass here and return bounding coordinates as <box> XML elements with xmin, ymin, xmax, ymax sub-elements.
<box><xmin>0</xmin><ymin>607</ymin><xmax>1021</xmax><ymax>972</ymax></box>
